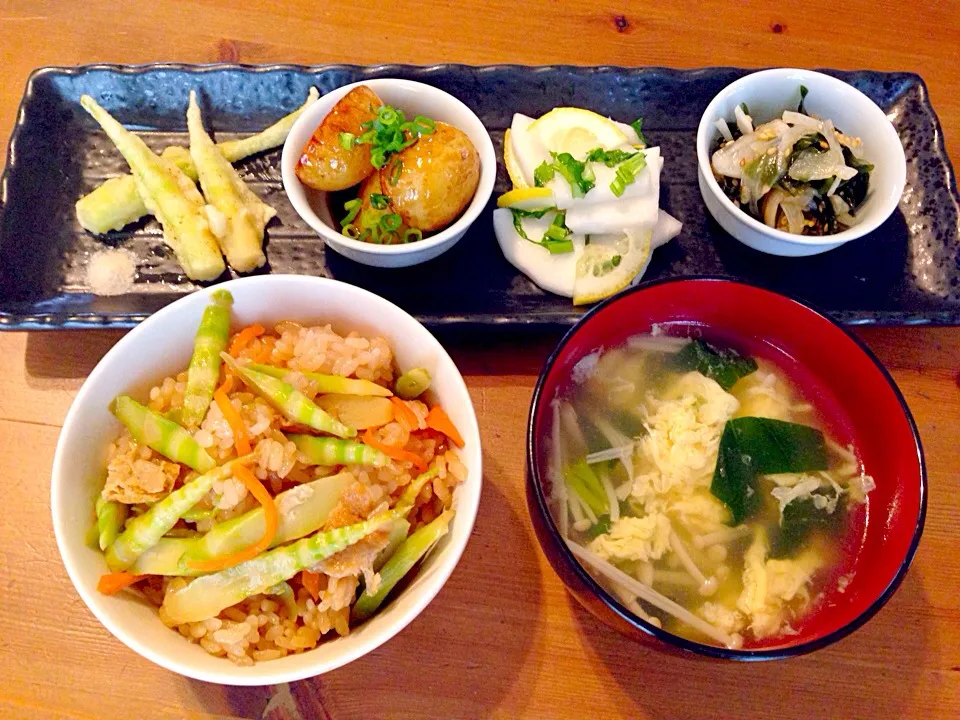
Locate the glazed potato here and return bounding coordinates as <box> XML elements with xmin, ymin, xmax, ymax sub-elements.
<box><xmin>296</xmin><ymin>86</ymin><xmax>382</xmax><ymax>191</ymax></box>
<box><xmin>380</xmin><ymin>121</ymin><xmax>480</xmax><ymax>231</ymax></box>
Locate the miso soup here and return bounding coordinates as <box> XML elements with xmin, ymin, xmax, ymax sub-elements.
<box><xmin>546</xmin><ymin>331</ymin><xmax>874</xmax><ymax>649</ymax></box>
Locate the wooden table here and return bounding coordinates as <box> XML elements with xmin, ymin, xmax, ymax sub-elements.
<box><xmin>2</xmin><ymin>2</ymin><xmax>959</xmax><ymax>718</ymax></box>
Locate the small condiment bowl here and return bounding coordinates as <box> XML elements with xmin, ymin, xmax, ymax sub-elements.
<box><xmin>526</xmin><ymin>277</ymin><xmax>926</xmax><ymax>659</ymax></box>
<box><xmin>696</xmin><ymin>68</ymin><xmax>907</xmax><ymax>257</ymax></box>
<box><xmin>51</xmin><ymin>275</ymin><xmax>483</xmax><ymax>684</ymax></box>
<box><xmin>281</xmin><ymin>79</ymin><xmax>495</xmax><ymax>268</ymax></box>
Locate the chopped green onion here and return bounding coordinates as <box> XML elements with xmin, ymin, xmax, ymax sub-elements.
<box><xmin>342</xmin><ymin>223</ymin><xmax>361</xmax><ymax>239</ymax></box>
<box><xmin>380</xmin><ymin>213</ymin><xmax>402</xmax><ymax>232</ymax></box>
<box><xmin>403</xmin><ymin>228</ymin><xmax>423</xmax><ymax>243</ymax></box>
<box><xmin>413</xmin><ymin>115</ymin><xmax>436</xmax><ymax>133</ymax></box>
<box><xmin>543</xmin><ymin>224</ymin><xmax>568</xmax><ymax>242</ymax></box>
<box><xmin>377</xmin><ymin>107</ymin><xmax>399</xmax><ymax>126</ymax></box>
<box><xmin>389</xmin><ymin>159</ymin><xmax>403</xmax><ymax>185</ymax></box>
<box><xmin>370</xmin><ymin>193</ymin><xmax>390</xmax><ymax>210</ymax></box>
<box><xmin>348</xmin><ymin>105</ymin><xmax>438</xmax><ymax>173</ymax></box>
<box><xmin>630</xmin><ymin>117</ymin><xmax>646</xmax><ymax>146</ymax></box>
<box><xmin>370</xmin><ymin>147</ymin><xmax>387</xmax><ymax>169</ymax></box>
<box><xmin>612</xmin><ymin>254</ymin><xmax>621</xmax><ymax>267</ymax></box>
<box><xmin>341</xmin><ymin>198</ymin><xmax>362</xmax><ymax>227</ymax></box>
<box><xmin>609</xmin><ymin>151</ymin><xmax>647</xmax><ymax>197</ymax></box>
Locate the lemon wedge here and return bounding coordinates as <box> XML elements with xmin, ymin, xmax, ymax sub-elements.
<box><xmin>529</xmin><ymin>107</ymin><xmax>629</xmax><ymax>156</ymax></box>
<box><xmin>572</xmin><ymin>228</ymin><xmax>652</xmax><ymax>305</ymax></box>
<box><xmin>503</xmin><ymin>128</ymin><xmax>530</xmax><ymax>188</ymax></box>
<box><xmin>496</xmin><ymin>186</ymin><xmax>555</xmax><ymax>211</ymax></box>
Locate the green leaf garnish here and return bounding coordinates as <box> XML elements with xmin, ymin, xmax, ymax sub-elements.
<box><xmin>711</xmin><ymin>418</ymin><xmax>829</xmax><ymax>525</ymax></box>
<box><xmin>533</xmin><ymin>161</ymin><xmax>555</xmax><ymax>187</ymax></box>
<box><xmin>585</xmin><ymin>147</ymin><xmax>638</xmax><ymax>167</ymax></box>
<box><xmin>550</xmin><ymin>152</ymin><xmax>595</xmax><ymax>197</ymax></box>
<box><xmin>510</xmin><ymin>208</ymin><xmax>573</xmax><ymax>254</ymax></box>
<box><xmin>630</xmin><ymin>117</ymin><xmax>646</xmax><ymax>146</ymax></box>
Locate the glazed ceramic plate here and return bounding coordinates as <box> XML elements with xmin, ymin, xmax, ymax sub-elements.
<box><xmin>1</xmin><ymin>64</ymin><xmax>958</xmax><ymax>330</ymax></box>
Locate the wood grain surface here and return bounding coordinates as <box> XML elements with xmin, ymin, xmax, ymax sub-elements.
<box><xmin>1</xmin><ymin>2</ymin><xmax>959</xmax><ymax>718</ymax></box>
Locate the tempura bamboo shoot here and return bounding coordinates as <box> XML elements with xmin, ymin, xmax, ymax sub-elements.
<box><xmin>75</xmin><ymin>87</ymin><xmax>319</xmax><ymax>234</ymax></box>
<box><xmin>187</xmin><ymin>90</ymin><xmax>275</xmax><ymax>272</ymax></box>
<box><xmin>79</xmin><ymin>95</ymin><xmax>226</xmax><ymax>281</ymax></box>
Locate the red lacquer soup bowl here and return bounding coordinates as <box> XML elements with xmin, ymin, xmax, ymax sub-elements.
<box><xmin>526</xmin><ymin>277</ymin><xmax>926</xmax><ymax>660</ymax></box>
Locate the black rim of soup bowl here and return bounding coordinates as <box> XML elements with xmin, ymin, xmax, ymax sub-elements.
<box><xmin>525</xmin><ymin>275</ymin><xmax>928</xmax><ymax>661</ymax></box>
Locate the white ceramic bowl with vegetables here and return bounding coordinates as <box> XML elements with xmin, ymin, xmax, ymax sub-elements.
<box><xmin>51</xmin><ymin>275</ymin><xmax>482</xmax><ymax>685</ymax></box>
<box><xmin>697</xmin><ymin>68</ymin><xmax>906</xmax><ymax>257</ymax></box>
<box><xmin>281</xmin><ymin>79</ymin><xmax>496</xmax><ymax>268</ymax></box>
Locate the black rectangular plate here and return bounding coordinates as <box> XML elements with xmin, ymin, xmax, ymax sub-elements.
<box><xmin>1</xmin><ymin>63</ymin><xmax>959</xmax><ymax>330</ymax></box>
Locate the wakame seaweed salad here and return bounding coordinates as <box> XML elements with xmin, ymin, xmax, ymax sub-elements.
<box><xmin>710</xmin><ymin>87</ymin><xmax>873</xmax><ymax>236</ymax></box>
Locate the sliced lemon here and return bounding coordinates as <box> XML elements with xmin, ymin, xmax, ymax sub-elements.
<box><xmin>529</xmin><ymin>107</ymin><xmax>629</xmax><ymax>156</ymax></box>
<box><xmin>503</xmin><ymin>129</ymin><xmax>530</xmax><ymax>188</ymax></box>
<box><xmin>497</xmin><ymin>186</ymin><xmax>555</xmax><ymax>211</ymax></box>
<box><xmin>572</xmin><ymin>228</ymin><xmax>652</xmax><ymax>305</ymax></box>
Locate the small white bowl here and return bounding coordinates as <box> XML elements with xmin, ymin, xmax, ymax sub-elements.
<box><xmin>696</xmin><ymin>68</ymin><xmax>906</xmax><ymax>257</ymax></box>
<box><xmin>281</xmin><ymin>79</ymin><xmax>496</xmax><ymax>268</ymax></box>
<box><xmin>51</xmin><ymin>275</ymin><xmax>482</xmax><ymax>685</ymax></box>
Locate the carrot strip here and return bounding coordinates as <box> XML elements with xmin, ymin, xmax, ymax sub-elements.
<box><xmin>219</xmin><ymin>373</ymin><xmax>234</xmax><ymax>395</ymax></box>
<box><xmin>214</xmin><ymin>386</ymin><xmax>251</xmax><ymax>456</ymax></box>
<box><xmin>362</xmin><ymin>429</ymin><xmax>428</xmax><ymax>474</ymax></box>
<box><xmin>254</xmin><ymin>337</ymin><xmax>275</xmax><ymax>364</ymax></box>
<box><xmin>187</xmin><ymin>465</ymin><xmax>278</xmax><ymax>573</ymax></box>
<box><xmin>425</xmin><ymin>405</ymin><xmax>465</xmax><ymax>448</ymax></box>
<box><xmin>229</xmin><ymin>323</ymin><xmax>265</xmax><ymax>357</ymax></box>
<box><xmin>97</xmin><ymin>572</ymin><xmax>147</xmax><ymax>595</ymax></box>
<box><xmin>301</xmin><ymin>570</ymin><xmax>320</xmax><ymax>602</ymax></box>
<box><xmin>390</xmin><ymin>396</ymin><xmax>419</xmax><ymax>431</ymax></box>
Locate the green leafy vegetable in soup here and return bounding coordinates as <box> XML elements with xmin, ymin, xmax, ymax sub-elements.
<box><xmin>549</xmin><ymin>332</ymin><xmax>874</xmax><ymax>649</ymax></box>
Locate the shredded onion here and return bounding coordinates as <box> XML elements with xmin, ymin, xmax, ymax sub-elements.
<box><xmin>734</xmin><ymin>104</ymin><xmax>754</xmax><ymax>136</ymax></box>
<box><xmin>780</xmin><ymin>191</ymin><xmax>813</xmax><ymax>234</ymax></box>
<box><xmin>830</xmin><ymin>195</ymin><xmax>859</xmax><ymax>226</ymax></box>
<box><xmin>826</xmin><ymin>176</ymin><xmax>842</xmax><ymax>197</ymax></box>
<box><xmin>715</xmin><ymin>118</ymin><xmax>733</xmax><ymax>142</ymax></box>
<box><xmin>781</xmin><ymin>110</ymin><xmax>822</xmax><ymax>130</ymax></box>
<box><xmin>763</xmin><ymin>187</ymin><xmax>787</xmax><ymax>228</ymax></box>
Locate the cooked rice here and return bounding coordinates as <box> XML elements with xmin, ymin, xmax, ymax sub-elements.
<box><xmin>104</xmin><ymin>321</ymin><xmax>465</xmax><ymax>664</ymax></box>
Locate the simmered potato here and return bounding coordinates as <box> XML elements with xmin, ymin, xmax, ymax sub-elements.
<box><xmin>380</xmin><ymin>122</ymin><xmax>480</xmax><ymax>231</ymax></box>
<box><xmin>296</xmin><ymin>86</ymin><xmax>382</xmax><ymax>191</ymax></box>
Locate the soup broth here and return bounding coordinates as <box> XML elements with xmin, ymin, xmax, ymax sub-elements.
<box><xmin>547</xmin><ymin>331</ymin><xmax>874</xmax><ymax>649</ymax></box>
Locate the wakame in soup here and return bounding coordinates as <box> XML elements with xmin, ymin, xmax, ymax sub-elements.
<box><xmin>547</xmin><ymin>332</ymin><xmax>875</xmax><ymax>649</ymax></box>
